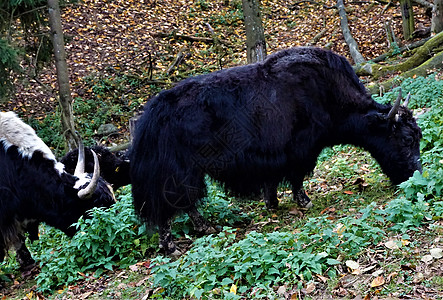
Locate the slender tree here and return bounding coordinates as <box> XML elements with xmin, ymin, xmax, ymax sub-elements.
<box><xmin>400</xmin><ymin>0</ymin><xmax>415</xmax><ymax>40</ymax></box>
<box><xmin>241</xmin><ymin>0</ymin><xmax>267</xmax><ymax>63</ymax></box>
<box><xmin>47</xmin><ymin>0</ymin><xmax>78</xmax><ymax>150</ymax></box>
<box><xmin>432</xmin><ymin>0</ymin><xmax>443</xmax><ymax>34</ymax></box>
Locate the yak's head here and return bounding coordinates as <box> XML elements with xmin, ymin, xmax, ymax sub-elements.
<box><xmin>366</xmin><ymin>90</ymin><xmax>422</xmax><ymax>185</ymax></box>
<box><xmin>61</xmin><ymin>145</ymin><xmax>130</xmax><ymax>190</ymax></box>
<box><xmin>58</xmin><ymin>141</ymin><xmax>115</xmax><ymax>236</ymax></box>
<box><xmin>71</xmin><ymin>141</ymin><xmax>116</xmax><ymax>205</ymax></box>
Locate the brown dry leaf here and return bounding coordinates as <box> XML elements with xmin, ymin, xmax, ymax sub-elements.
<box><xmin>306</xmin><ymin>282</ymin><xmax>315</xmax><ymax>294</ymax></box>
<box><xmin>370</xmin><ymin>275</ymin><xmax>385</xmax><ymax>288</ymax></box>
<box><xmin>386</xmin><ymin>272</ymin><xmax>398</xmax><ymax>283</ymax></box>
<box><xmin>277</xmin><ymin>285</ymin><xmax>286</xmax><ymax>295</ymax></box>
<box><xmin>316</xmin><ymin>274</ymin><xmax>328</xmax><ymax>283</ymax></box>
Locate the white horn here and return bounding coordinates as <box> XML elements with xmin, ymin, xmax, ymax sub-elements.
<box><xmin>403</xmin><ymin>92</ymin><xmax>411</xmax><ymax>108</ymax></box>
<box><xmin>77</xmin><ymin>150</ymin><xmax>100</xmax><ymax>199</ymax></box>
<box><xmin>387</xmin><ymin>88</ymin><xmax>402</xmax><ymax>120</ymax></box>
<box><xmin>74</xmin><ymin>140</ymin><xmax>85</xmax><ymax>177</ymax></box>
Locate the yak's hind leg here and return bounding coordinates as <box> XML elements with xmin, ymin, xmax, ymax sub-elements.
<box><xmin>263</xmin><ymin>182</ymin><xmax>312</xmax><ymax>210</ymax></box>
<box><xmin>158</xmin><ymin>219</ymin><xmax>181</xmax><ymax>256</ymax></box>
<box><xmin>158</xmin><ymin>169</ymin><xmax>207</xmax><ymax>255</ymax></box>
<box><xmin>14</xmin><ymin>235</ymin><xmax>36</xmax><ymax>273</ymax></box>
<box><xmin>294</xmin><ymin>188</ymin><xmax>313</xmax><ymax>209</ymax></box>
<box><xmin>187</xmin><ymin>206</ymin><xmax>217</xmax><ymax>235</ymax></box>
<box><xmin>263</xmin><ymin>182</ymin><xmax>279</xmax><ymax>209</ymax></box>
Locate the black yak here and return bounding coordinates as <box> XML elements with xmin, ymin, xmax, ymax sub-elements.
<box><xmin>61</xmin><ymin>145</ymin><xmax>130</xmax><ymax>190</ymax></box>
<box><xmin>130</xmin><ymin>47</ymin><xmax>422</xmax><ymax>254</ymax></box>
<box><xmin>0</xmin><ymin>112</ymin><xmax>115</xmax><ymax>271</ymax></box>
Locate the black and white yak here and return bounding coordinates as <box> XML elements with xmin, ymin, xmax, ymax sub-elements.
<box><xmin>0</xmin><ymin>111</ymin><xmax>115</xmax><ymax>271</ymax></box>
<box><xmin>129</xmin><ymin>47</ymin><xmax>422</xmax><ymax>255</ymax></box>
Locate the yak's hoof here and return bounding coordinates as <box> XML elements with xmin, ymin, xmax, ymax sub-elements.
<box><xmin>159</xmin><ymin>240</ymin><xmax>181</xmax><ymax>257</ymax></box>
<box><xmin>301</xmin><ymin>200</ymin><xmax>313</xmax><ymax>210</ymax></box>
<box><xmin>194</xmin><ymin>224</ymin><xmax>217</xmax><ymax>236</ymax></box>
<box><xmin>295</xmin><ymin>190</ymin><xmax>313</xmax><ymax>210</ymax></box>
<box><xmin>160</xmin><ymin>245</ymin><xmax>182</xmax><ymax>257</ymax></box>
<box><xmin>265</xmin><ymin>201</ymin><xmax>278</xmax><ymax>210</ymax></box>
<box><xmin>204</xmin><ymin>226</ymin><xmax>217</xmax><ymax>235</ymax></box>
<box><xmin>168</xmin><ymin>249</ymin><xmax>182</xmax><ymax>257</ymax></box>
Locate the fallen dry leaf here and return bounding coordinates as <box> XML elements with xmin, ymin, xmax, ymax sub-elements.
<box><xmin>430</xmin><ymin>247</ymin><xmax>443</xmax><ymax>259</ymax></box>
<box><xmin>385</xmin><ymin>240</ymin><xmax>400</xmax><ymax>250</ymax></box>
<box><xmin>370</xmin><ymin>275</ymin><xmax>385</xmax><ymax>288</ymax></box>
<box><xmin>345</xmin><ymin>260</ymin><xmax>360</xmax><ymax>270</ymax></box>
<box><xmin>277</xmin><ymin>285</ymin><xmax>286</xmax><ymax>295</ymax></box>
<box><xmin>306</xmin><ymin>282</ymin><xmax>315</xmax><ymax>293</ymax></box>
<box><xmin>421</xmin><ymin>254</ymin><xmax>433</xmax><ymax>263</ymax></box>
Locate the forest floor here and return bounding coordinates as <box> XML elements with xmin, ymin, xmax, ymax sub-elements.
<box><xmin>1</xmin><ymin>0</ymin><xmax>442</xmax><ymax>299</ymax></box>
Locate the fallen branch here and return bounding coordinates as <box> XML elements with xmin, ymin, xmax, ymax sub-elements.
<box><xmin>291</xmin><ymin>0</ymin><xmax>336</xmax><ymax>9</ymax></box>
<box><xmin>152</xmin><ymin>31</ymin><xmax>231</xmax><ymax>45</ymax></box>
<box><xmin>413</xmin><ymin>0</ymin><xmax>433</xmax><ymax>8</ymax></box>
<box><xmin>368</xmin><ymin>37</ymin><xmax>431</xmax><ymax>64</ymax></box>
<box><xmin>306</xmin><ymin>17</ymin><xmax>327</xmax><ymax>46</ymax></box>
<box><xmin>108</xmin><ymin>142</ymin><xmax>130</xmax><ymax>153</ymax></box>
<box><xmin>337</xmin><ymin>0</ymin><xmax>366</xmax><ymax>64</ymax></box>
<box><xmin>166</xmin><ymin>46</ymin><xmax>188</xmax><ymax>75</ymax></box>
<box><xmin>367</xmin><ymin>50</ymin><xmax>443</xmax><ymax>94</ymax></box>
<box><xmin>355</xmin><ymin>31</ymin><xmax>443</xmax><ymax>77</ymax></box>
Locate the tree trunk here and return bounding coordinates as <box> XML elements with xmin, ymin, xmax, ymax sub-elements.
<box><xmin>400</xmin><ymin>0</ymin><xmax>415</xmax><ymax>40</ymax></box>
<box><xmin>336</xmin><ymin>0</ymin><xmax>365</xmax><ymax>64</ymax></box>
<box><xmin>242</xmin><ymin>0</ymin><xmax>267</xmax><ymax>64</ymax></box>
<box><xmin>432</xmin><ymin>0</ymin><xmax>443</xmax><ymax>34</ymax></box>
<box><xmin>47</xmin><ymin>0</ymin><xmax>78</xmax><ymax>151</ymax></box>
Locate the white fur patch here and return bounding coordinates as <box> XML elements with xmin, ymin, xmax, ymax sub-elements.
<box><xmin>0</xmin><ymin>111</ymin><xmax>63</xmax><ymax>175</ymax></box>
<box><xmin>73</xmin><ymin>173</ymin><xmax>91</xmax><ymax>189</ymax></box>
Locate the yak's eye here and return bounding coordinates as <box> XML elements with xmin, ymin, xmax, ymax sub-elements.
<box><xmin>403</xmin><ymin>136</ymin><xmax>413</xmax><ymax>144</ymax></box>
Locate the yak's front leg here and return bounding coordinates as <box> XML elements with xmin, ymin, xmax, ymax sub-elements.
<box><xmin>263</xmin><ymin>182</ymin><xmax>279</xmax><ymax>209</ymax></box>
<box><xmin>187</xmin><ymin>206</ymin><xmax>217</xmax><ymax>235</ymax></box>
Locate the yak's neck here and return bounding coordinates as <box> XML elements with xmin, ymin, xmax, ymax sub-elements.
<box><xmin>332</xmin><ymin>113</ymin><xmax>375</xmax><ymax>149</ymax></box>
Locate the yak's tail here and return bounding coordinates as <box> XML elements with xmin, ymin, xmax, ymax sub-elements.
<box><xmin>130</xmin><ymin>100</ymin><xmax>205</xmax><ymax>227</ymax></box>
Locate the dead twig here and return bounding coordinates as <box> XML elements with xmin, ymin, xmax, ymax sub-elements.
<box><xmin>152</xmin><ymin>31</ymin><xmax>231</xmax><ymax>45</ymax></box>
<box><xmin>166</xmin><ymin>46</ymin><xmax>188</xmax><ymax>75</ymax></box>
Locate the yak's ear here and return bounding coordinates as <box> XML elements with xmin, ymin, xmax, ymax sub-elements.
<box><xmin>365</xmin><ymin>111</ymin><xmax>389</xmax><ymax>131</ymax></box>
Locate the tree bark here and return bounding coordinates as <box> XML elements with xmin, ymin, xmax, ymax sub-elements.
<box><xmin>400</xmin><ymin>0</ymin><xmax>415</xmax><ymax>40</ymax></box>
<box><xmin>336</xmin><ymin>0</ymin><xmax>365</xmax><ymax>64</ymax></box>
<box><xmin>48</xmin><ymin>0</ymin><xmax>78</xmax><ymax>151</ymax></box>
<box><xmin>242</xmin><ymin>0</ymin><xmax>267</xmax><ymax>63</ymax></box>
<box><xmin>432</xmin><ymin>0</ymin><xmax>443</xmax><ymax>34</ymax></box>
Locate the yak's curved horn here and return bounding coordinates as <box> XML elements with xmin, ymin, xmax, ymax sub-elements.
<box><xmin>74</xmin><ymin>140</ymin><xmax>85</xmax><ymax>177</ymax></box>
<box><xmin>402</xmin><ymin>92</ymin><xmax>411</xmax><ymax>108</ymax></box>
<box><xmin>387</xmin><ymin>88</ymin><xmax>402</xmax><ymax>120</ymax></box>
<box><xmin>77</xmin><ymin>150</ymin><xmax>100</xmax><ymax>199</ymax></box>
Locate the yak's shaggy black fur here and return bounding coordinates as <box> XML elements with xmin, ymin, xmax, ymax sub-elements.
<box><xmin>130</xmin><ymin>47</ymin><xmax>422</xmax><ymax>253</ymax></box>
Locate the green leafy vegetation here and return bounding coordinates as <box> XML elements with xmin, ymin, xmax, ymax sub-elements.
<box><xmin>29</xmin><ymin>186</ymin><xmax>158</xmax><ymax>292</ymax></box>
